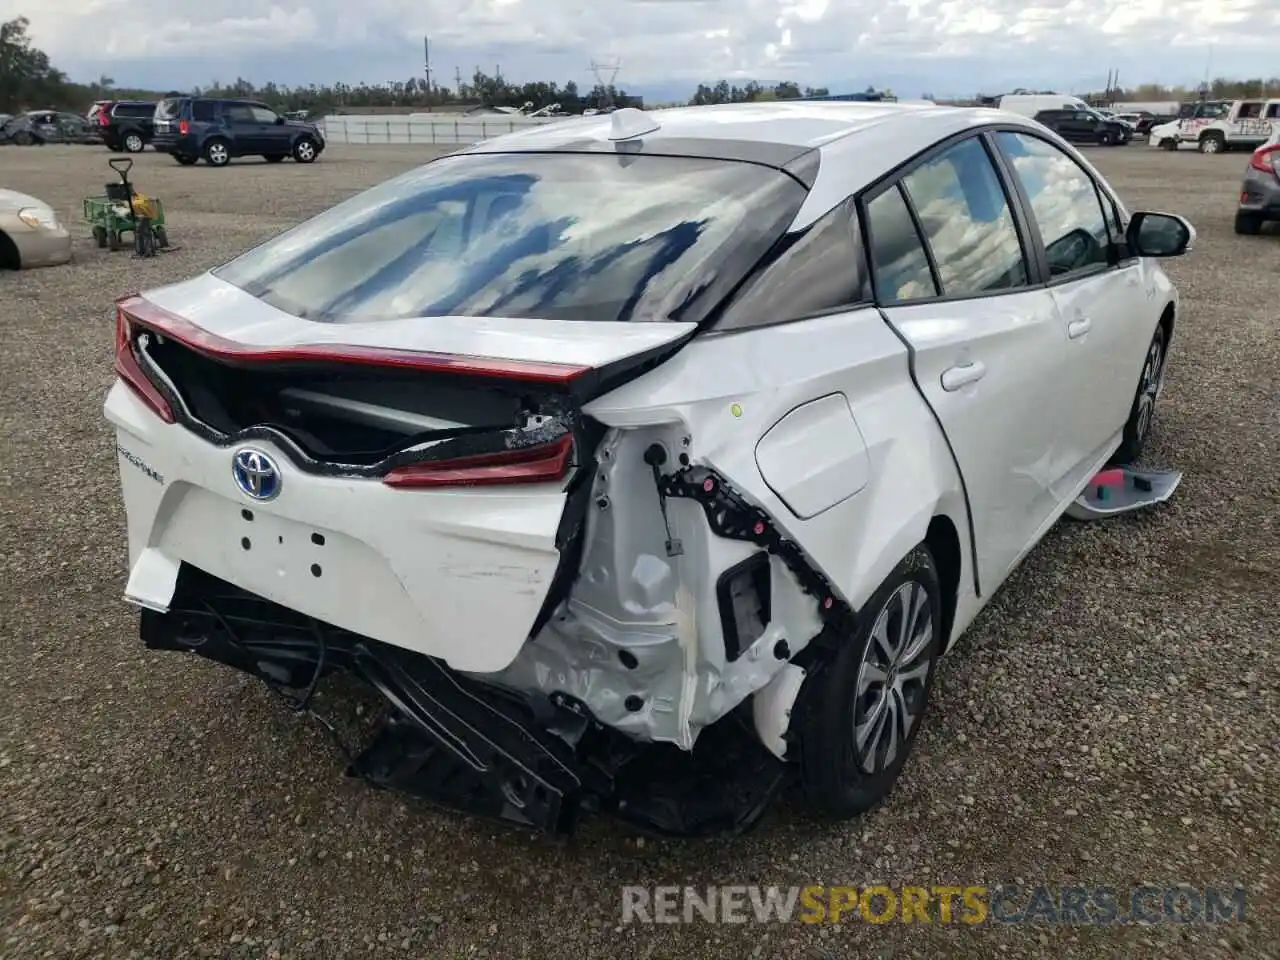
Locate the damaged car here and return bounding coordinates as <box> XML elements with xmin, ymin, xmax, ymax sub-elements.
<box><xmin>105</xmin><ymin>102</ymin><xmax>1194</xmax><ymax>836</ymax></box>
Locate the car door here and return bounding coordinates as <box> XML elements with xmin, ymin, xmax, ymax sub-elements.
<box><xmin>868</xmin><ymin>133</ymin><xmax>1071</xmax><ymax>590</ymax></box>
<box><xmin>248</xmin><ymin>104</ymin><xmax>289</xmax><ymax>153</ymax></box>
<box><xmin>992</xmin><ymin>130</ymin><xmax>1152</xmax><ymax>479</ymax></box>
<box><xmin>220</xmin><ymin>102</ymin><xmax>262</xmax><ymax>154</ymax></box>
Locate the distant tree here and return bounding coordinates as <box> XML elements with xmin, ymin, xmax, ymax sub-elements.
<box><xmin>3</xmin><ymin>20</ymin><xmax>1276</xmax><ymax>118</ymax></box>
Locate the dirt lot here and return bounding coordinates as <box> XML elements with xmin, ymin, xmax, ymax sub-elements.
<box><xmin>1</xmin><ymin>142</ymin><xmax>1277</xmax><ymax>960</ymax></box>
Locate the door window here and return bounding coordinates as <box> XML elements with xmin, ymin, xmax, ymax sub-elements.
<box><xmin>250</xmin><ymin>106</ymin><xmax>279</xmax><ymax>124</ymax></box>
<box><xmin>899</xmin><ymin>137</ymin><xmax>1029</xmax><ymax>297</ymax></box>
<box><xmin>222</xmin><ymin>103</ymin><xmax>255</xmax><ymax>123</ymax></box>
<box><xmin>865</xmin><ymin>185</ymin><xmax>938</xmax><ymax>302</ymax></box>
<box><xmin>994</xmin><ymin>131</ymin><xmax>1111</xmax><ymax>279</ymax></box>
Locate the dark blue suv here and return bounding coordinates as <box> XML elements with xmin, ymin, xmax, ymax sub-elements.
<box><xmin>151</xmin><ymin>97</ymin><xmax>325</xmax><ymax>167</ymax></box>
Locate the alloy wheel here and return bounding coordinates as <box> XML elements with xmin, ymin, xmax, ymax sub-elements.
<box><xmin>1134</xmin><ymin>336</ymin><xmax>1164</xmax><ymax>443</ymax></box>
<box><xmin>853</xmin><ymin>581</ymin><xmax>935</xmax><ymax>774</ymax></box>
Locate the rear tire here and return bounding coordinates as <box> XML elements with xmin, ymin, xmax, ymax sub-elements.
<box><xmin>798</xmin><ymin>545</ymin><xmax>943</xmax><ymax>819</ymax></box>
<box><xmin>92</xmin><ymin>226</ymin><xmax>108</xmax><ymax>248</ymax></box>
<box><xmin>1160</xmin><ymin>137</ymin><xmax>1178</xmax><ymax>151</ymax></box>
<box><xmin>1234</xmin><ymin>211</ymin><xmax>1263</xmax><ymax>235</ymax></box>
<box><xmin>123</xmin><ymin>132</ymin><xmax>145</xmax><ymax>153</ymax></box>
<box><xmin>292</xmin><ymin>137</ymin><xmax>318</xmax><ymax>163</ymax></box>
<box><xmin>203</xmin><ymin>138</ymin><xmax>231</xmax><ymax>167</ymax></box>
<box><xmin>174</xmin><ymin>154</ymin><xmax>198</xmax><ymax>166</ymax></box>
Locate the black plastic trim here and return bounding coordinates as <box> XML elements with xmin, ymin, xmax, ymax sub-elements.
<box><xmin>658</xmin><ymin>465</ymin><xmax>859</xmax><ymax>637</ymax></box>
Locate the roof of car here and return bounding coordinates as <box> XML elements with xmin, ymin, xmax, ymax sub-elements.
<box><xmin>465</xmin><ymin>101</ymin><xmax>1001</xmax><ymax>157</ymax></box>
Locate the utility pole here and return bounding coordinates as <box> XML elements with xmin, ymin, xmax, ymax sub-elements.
<box><xmin>455</xmin><ymin>66</ymin><xmax>463</xmax><ymax>97</ymax></box>
<box><xmin>423</xmin><ymin>36</ymin><xmax>433</xmax><ymax>95</ymax></box>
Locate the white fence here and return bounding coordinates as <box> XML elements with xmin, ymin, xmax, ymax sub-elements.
<box><xmin>319</xmin><ymin>114</ymin><xmax>565</xmax><ymax>146</ymax></box>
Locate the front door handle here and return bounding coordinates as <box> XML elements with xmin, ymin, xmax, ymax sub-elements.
<box><xmin>941</xmin><ymin>361</ymin><xmax>987</xmax><ymax>392</ymax></box>
<box><xmin>1068</xmin><ymin>318</ymin><xmax>1093</xmax><ymax>340</ymax></box>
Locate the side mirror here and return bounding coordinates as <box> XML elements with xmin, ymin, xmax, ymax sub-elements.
<box><xmin>1126</xmin><ymin>212</ymin><xmax>1195</xmax><ymax>258</ymax></box>
<box><xmin>275</xmin><ymin>116</ymin><xmax>285</xmax><ymax>125</ymax></box>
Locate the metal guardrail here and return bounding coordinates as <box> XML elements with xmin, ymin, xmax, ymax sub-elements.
<box><xmin>319</xmin><ymin>115</ymin><xmax>563</xmax><ymax>145</ymax></box>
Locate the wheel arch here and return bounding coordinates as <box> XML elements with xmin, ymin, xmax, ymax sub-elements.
<box><xmin>0</xmin><ymin>229</ymin><xmax>20</xmax><ymax>270</ymax></box>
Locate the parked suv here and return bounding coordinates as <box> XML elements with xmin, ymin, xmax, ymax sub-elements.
<box><xmin>96</xmin><ymin>100</ymin><xmax>158</xmax><ymax>153</ymax></box>
<box><xmin>1034</xmin><ymin>108</ymin><xmax>1131</xmax><ymax>146</ymax></box>
<box><xmin>151</xmin><ymin>97</ymin><xmax>325</xmax><ymax>167</ymax></box>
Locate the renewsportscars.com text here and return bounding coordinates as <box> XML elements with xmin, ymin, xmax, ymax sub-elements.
<box><xmin>621</xmin><ymin>884</ymin><xmax>1247</xmax><ymax>925</ymax></box>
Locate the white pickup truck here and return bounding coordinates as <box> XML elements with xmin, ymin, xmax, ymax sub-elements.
<box><xmin>1151</xmin><ymin>98</ymin><xmax>1280</xmax><ymax>154</ymax></box>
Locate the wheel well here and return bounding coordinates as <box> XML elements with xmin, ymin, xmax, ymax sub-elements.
<box><xmin>1159</xmin><ymin>302</ymin><xmax>1175</xmax><ymax>345</ymax></box>
<box><xmin>925</xmin><ymin>515</ymin><xmax>961</xmax><ymax>646</ymax></box>
<box><xmin>0</xmin><ymin>230</ymin><xmax>19</xmax><ymax>270</ymax></box>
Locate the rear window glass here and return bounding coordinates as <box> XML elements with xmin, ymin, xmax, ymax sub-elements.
<box><xmin>155</xmin><ymin>99</ymin><xmax>186</xmax><ymax>120</ymax></box>
<box><xmin>114</xmin><ymin>103</ymin><xmax>155</xmax><ymax>118</ymax></box>
<box><xmin>214</xmin><ymin>151</ymin><xmax>807</xmax><ymax>325</ymax></box>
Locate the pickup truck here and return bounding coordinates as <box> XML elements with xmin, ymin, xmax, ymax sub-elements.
<box><xmin>1151</xmin><ymin>99</ymin><xmax>1280</xmax><ymax>154</ymax></box>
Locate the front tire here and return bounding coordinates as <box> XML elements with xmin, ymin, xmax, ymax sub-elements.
<box><xmin>292</xmin><ymin>136</ymin><xmax>318</xmax><ymax>163</ymax></box>
<box><xmin>1199</xmin><ymin>133</ymin><xmax>1224</xmax><ymax>154</ymax></box>
<box><xmin>798</xmin><ymin>545</ymin><xmax>943</xmax><ymax>818</ymax></box>
<box><xmin>1098</xmin><ymin>130</ymin><xmax>1115</xmax><ymax>146</ymax></box>
<box><xmin>1111</xmin><ymin>323</ymin><xmax>1167</xmax><ymax>465</ymax></box>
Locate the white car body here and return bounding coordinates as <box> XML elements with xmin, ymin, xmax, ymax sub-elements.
<box><xmin>105</xmin><ymin>101</ymin><xmax>1191</xmax><ymax>834</ymax></box>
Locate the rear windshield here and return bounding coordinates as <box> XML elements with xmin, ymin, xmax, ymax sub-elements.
<box><xmin>155</xmin><ymin>99</ymin><xmax>186</xmax><ymax>120</ymax></box>
<box><xmin>115</xmin><ymin>102</ymin><xmax>155</xmax><ymax>118</ymax></box>
<box><xmin>213</xmin><ymin>151</ymin><xmax>807</xmax><ymax>325</ymax></box>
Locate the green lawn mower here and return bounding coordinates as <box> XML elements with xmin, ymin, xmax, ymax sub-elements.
<box><xmin>83</xmin><ymin>158</ymin><xmax>169</xmax><ymax>257</ymax></box>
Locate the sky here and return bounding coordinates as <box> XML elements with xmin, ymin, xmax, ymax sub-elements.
<box><xmin>5</xmin><ymin>0</ymin><xmax>1278</xmax><ymax>102</ymax></box>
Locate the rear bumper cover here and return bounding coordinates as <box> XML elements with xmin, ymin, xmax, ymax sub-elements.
<box><xmin>1239</xmin><ymin>171</ymin><xmax>1280</xmax><ymax>219</ymax></box>
<box><xmin>145</xmin><ymin>564</ymin><xmax>789</xmax><ymax>836</ymax></box>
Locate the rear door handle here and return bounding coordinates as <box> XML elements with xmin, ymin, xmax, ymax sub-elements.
<box><xmin>940</xmin><ymin>361</ymin><xmax>987</xmax><ymax>392</ymax></box>
<box><xmin>1068</xmin><ymin>318</ymin><xmax>1093</xmax><ymax>339</ymax></box>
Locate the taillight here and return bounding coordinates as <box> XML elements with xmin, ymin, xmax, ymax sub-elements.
<box><xmin>1250</xmin><ymin>145</ymin><xmax>1280</xmax><ymax>176</ymax></box>
<box><xmin>382</xmin><ymin>435</ymin><xmax>574</xmax><ymax>489</ymax></box>
<box><xmin>178</xmin><ymin>120</ymin><xmax>189</xmax><ymax>135</ymax></box>
<box><xmin>98</xmin><ymin>111</ymin><xmax>109</xmax><ymax>126</ymax></box>
<box><xmin>114</xmin><ymin>306</ymin><xmax>175</xmax><ymax>423</ymax></box>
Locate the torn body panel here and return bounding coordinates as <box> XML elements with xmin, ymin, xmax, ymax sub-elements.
<box><xmin>492</xmin><ymin>307</ymin><xmax>975</xmax><ymax>753</ymax></box>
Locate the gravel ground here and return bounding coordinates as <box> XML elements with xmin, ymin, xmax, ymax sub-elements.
<box><xmin>1</xmin><ymin>143</ymin><xmax>1277</xmax><ymax>960</ymax></box>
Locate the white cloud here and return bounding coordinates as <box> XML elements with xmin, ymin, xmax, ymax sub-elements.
<box><xmin>3</xmin><ymin>0</ymin><xmax>1276</xmax><ymax>94</ymax></box>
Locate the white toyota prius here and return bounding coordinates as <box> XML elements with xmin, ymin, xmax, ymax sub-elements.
<box><xmin>105</xmin><ymin>102</ymin><xmax>1194</xmax><ymax>836</ymax></box>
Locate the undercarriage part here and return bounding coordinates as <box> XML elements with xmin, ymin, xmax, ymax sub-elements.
<box><xmin>142</xmin><ymin>565</ymin><xmax>788</xmax><ymax>837</ymax></box>
<box><xmin>657</xmin><ymin>464</ymin><xmax>860</xmax><ymax>645</ymax></box>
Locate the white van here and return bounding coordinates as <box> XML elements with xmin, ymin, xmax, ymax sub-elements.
<box><xmin>998</xmin><ymin>94</ymin><xmax>1091</xmax><ymax>118</ymax></box>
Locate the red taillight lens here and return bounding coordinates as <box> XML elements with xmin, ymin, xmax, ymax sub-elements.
<box><xmin>178</xmin><ymin>120</ymin><xmax>189</xmax><ymax>135</ymax></box>
<box><xmin>382</xmin><ymin>434</ymin><xmax>574</xmax><ymax>489</ymax></box>
<box><xmin>1250</xmin><ymin>145</ymin><xmax>1280</xmax><ymax>175</ymax></box>
<box><xmin>114</xmin><ymin>307</ymin><xmax>175</xmax><ymax>423</ymax></box>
